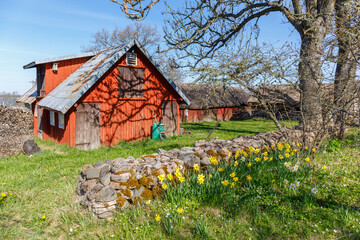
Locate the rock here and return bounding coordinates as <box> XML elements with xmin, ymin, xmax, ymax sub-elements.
<box><xmin>200</xmin><ymin>156</ymin><xmax>211</xmax><ymax>166</ymax></box>
<box><xmin>81</xmin><ymin>164</ymin><xmax>94</xmax><ymax>176</ymax></box>
<box><xmin>219</xmin><ymin>147</ymin><xmax>231</xmax><ymax>156</ymax></box>
<box><xmin>177</xmin><ymin>151</ymin><xmax>196</xmax><ymax>162</ymax></box>
<box><xmin>117</xmin><ymin>197</ymin><xmax>131</xmax><ymax>211</ymax></box>
<box><xmin>22</xmin><ymin>140</ymin><xmax>41</xmax><ymax>155</ymax></box>
<box><xmin>86</xmin><ymin>168</ymin><xmax>100</xmax><ymax>180</ymax></box>
<box><xmin>111</xmin><ymin>173</ymin><xmax>131</xmax><ymax>182</ymax></box>
<box><xmin>109</xmin><ymin>181</ymin><xmax>127</xmax><ymax>190</ymax></box>
<box><xmin>99</xmin><ymin>173</ymin><xmax>111</xmax><ymax>186</ymax></box>
<box><xmin>93</xmin><ymin>162</ymin><xmax>105</xmax><ymax>168</ymax></box>
<box><xmin>87</xmin><ymin>184</ymin><xmax>104</xmax><ymax>201</ymax></box>
<box><xmin>99</xmin><ymin>164</ymin><xmax>110</xmax><ymax>178</ymax></box>
<box><xmin>95</xmin><ymin>186</ymin><xmax>117</xmax><ymax>202</ymax></box>
<box><xmin>93</xmin><ymin>205</ymin><xmax>117</xmax><ymax>215</ymax></box>
<box><xmin>92</xmin><ymin>200</ymin><xmax>117</xmax><ymax>208</ymax></box>
<box><xmin>81</xmin><ymin>179</ymin><xmax>97</xmax><ymax>193</ymax></box>
<box><xmin>111</xmin><ymin>163</ymin><xmax>132</xmax><ymax>173</ymax></box>
<box><xmin>97</xmin><ymin>211</ymin><xmax>115</xmax><ymax>219</ymax></box>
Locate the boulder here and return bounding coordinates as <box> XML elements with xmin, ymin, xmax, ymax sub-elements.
<box><xmin>22</xmin><ymin>140</ymin><xmax>41</xmax><ymax>155</ymax></box>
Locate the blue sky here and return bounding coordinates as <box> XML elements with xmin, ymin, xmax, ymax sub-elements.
<box><xmin>0</xmin><ymin>0</ymin><xmax>299</xmax><ymax>94</ymax></box>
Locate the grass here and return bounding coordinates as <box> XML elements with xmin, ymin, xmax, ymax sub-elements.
<box><xmin>0</xmin><ymin>119</ymin><xmax>359</xmax><ymax>239</ymax></box>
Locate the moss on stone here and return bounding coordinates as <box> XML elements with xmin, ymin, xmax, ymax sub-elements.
<box><xmin>139</xmin><ymin>176</ymin><xmax>148</xmax><ymax>186</ymax></box>
<box><xmin>152</xmin><ymin>170</ymin><xmax>160</xmax><ymax>177</ymax></box>
<box><xmin>140</xmin><ymin>188</ymin><xmax>153</xmax><ymax>200</ymax></box>
<box><xmin>127</xmin><ymin>178</ymin><xmax>139</xmax><ymax>188</ymax></box>
<box><xmin>141</xmin><ymin>154</ymin><xmax>156</xmax><ymax>159</ymax></box>
<box><xmin>116</xmin><ymin>197</ymin><xmax>127</xmax><ymax>207</ymax></box>
<box><xmin>120</xmin><ymin>188</ymin><xmax>132</xmax><ymax>198</ymax></box>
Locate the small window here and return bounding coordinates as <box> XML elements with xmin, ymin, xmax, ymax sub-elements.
<box><xmin>126</xmin><ymin>52</ymin><xmax>137</xmax><ymax>66</ymax></box>
<box><xmin>50</xmin><ymin>111</ymin><xmax>55</xmax><ymax>126</ymax></box>
<box><xmin>119</xmin><ymin>67</ymin><xmax>144</xmax><ymax>98</ymax></box>
<box><xmin>58</xmin><ymin>113</ymin><xmax>64</xmax><ymax>129</ymax></box>
<box><xmin>34</xmin><ymin>105</ymin><xmax>38</xmax><ymax>117</ymax></box>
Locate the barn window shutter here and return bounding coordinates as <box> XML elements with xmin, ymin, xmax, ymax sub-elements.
<box><xmin>119</xmin><ymin>67</ymin><xmax>144</xmax><ymax>98</ymax></box>
<box><xmin>126</xmin><ymin>52</ymin><xmax>137</xmax><ymax>66</ymax></box>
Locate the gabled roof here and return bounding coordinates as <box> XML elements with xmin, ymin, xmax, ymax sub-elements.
<box><xmin>16</xmin><ymin>84</ymin><xmax>37</xmax><ymax>104</ymax></box>
<box><xmin>23</xmin><ymin>52</ymin><xmax>96</xmax><ymax>69</ymax></box>
<box><xmin>30</xmin><ymin>39</ymin><xmax>189</xmax><ymax>114</ymax></box>
<box><xmin>177</xmin><ymin>83</ymin><xmax>250</xmax><ymax>109</ymax></box>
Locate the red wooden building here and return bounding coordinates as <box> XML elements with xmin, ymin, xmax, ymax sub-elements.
<box><xmin>177</xmin><ymin>83</ymin><xmax>251</xmax><ymax>122</ymax></box>
<box><xmin>17</xmin><ymin>40</ymin><xmax>190</xmax><ymax>149</ymax></box>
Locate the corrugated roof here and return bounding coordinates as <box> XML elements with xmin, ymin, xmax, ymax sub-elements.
<box><xmin>16</xmin><ymin>84</ymin><xmax>37</xmax><ymax>104</ymax></box>
<box><xmin>36</xmin><ymin>39</ymin><xmax>190</xmax><ymax>114</ymax></box>
<box><xmin>23</xmin><ymin>52</ymin><xmax>96</xmax><ymax>69</ymax></box>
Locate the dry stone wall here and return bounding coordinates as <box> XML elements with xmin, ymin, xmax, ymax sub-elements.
<box><xmin>0</xmin><ymin>105</ymin><xmax>37</xmax><ymax>157</ymax></box>
<box><xmin>77</xmin><ymin>129</ymin><xmax>316</xmax><ymax>218</ymax></box>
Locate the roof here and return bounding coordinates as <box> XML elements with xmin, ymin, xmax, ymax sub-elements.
<box><xmin>177</xmin><ymin>83</ymin><xmax>250</xmax><ymax>109</ymax></box>
<box><xmin>248</xmin><ymin>83</ymin><xmax>338</xmax><ymax>105</ymax></box>
<box><xmin>16</xmin><ymin>84</ymin><xmax>37</xmax><ymax>104</ymax></box>
<box><xmin>32</xmin><ymin>39</ymin><xmax>189</xmax><ymax>114</ymax></box>
<box><xmin>23</xmin><ymin>52</ymin><xmax>96</xmax><ymax>69</ymax></box>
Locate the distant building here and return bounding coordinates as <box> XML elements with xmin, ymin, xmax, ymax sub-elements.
<box><xmin>177</xmin><ymin>83</ymin><xmax>251</xmax><ymax>122</ymax></box>
<box><xmin>17</xmin><ymin>40</ymin><xmax>189</xmax><ymax>149</ymax></box>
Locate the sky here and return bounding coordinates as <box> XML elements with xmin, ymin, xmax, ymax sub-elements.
<box><xmin>0</xmin><ymin>0</ymin><xmax>300</xmax><ymax>94</ymax></box>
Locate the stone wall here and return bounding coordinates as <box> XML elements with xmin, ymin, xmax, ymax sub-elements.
<box><xmin>0</xmin><ymin>105</ymin><xmax>35</xmax><ymax>157</ymax></box>
<box><xmin>77</xmin><ymin>129</ymin><xmax>316</xmax><ymax>218</ymax></box>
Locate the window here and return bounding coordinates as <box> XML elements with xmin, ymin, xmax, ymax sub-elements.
<box><xmin>58</xmin><ymin>113</ymin><xmax>64</xmax><ymax>129</ymax></box>
<box><xmin>50</xmin><ymin>111</ymin><xmax>55</xmax><ymax>126</ymax></box>
<box><xmin>126</xmin><ymin>52</ymin><xmax>137</xmax><ymax>66</ymax></box>
<box><xmin>36</xmin><ymin>67</ymin><xmax>45</xmax><ymax>97</ymax></box>
<box><xmin>118</xmin><ymin>67</ymin><xmax>145</xmax><ymax>98</ymax></box>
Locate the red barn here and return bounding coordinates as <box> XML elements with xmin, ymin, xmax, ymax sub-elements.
<box><xmin>17</xmin><ymin>40</ymin><xmax>190</xmax><ymax>149</ymax></box>
<box><xmin>177</xmin><ymin>83</ymin><xmax>251</xmax><ymax>122</ymax></box>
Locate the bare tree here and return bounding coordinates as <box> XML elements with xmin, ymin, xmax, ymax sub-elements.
<box><xmin>82</xmin><ymin>22</ymin><xmax>184</xmax><ymax>82</ymax></box>
<box><xmin>109</xmin><ymin>0</ymin><xmax>336</xmax><ymax>133</ymax></box>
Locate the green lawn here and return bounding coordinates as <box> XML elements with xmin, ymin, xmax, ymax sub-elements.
<box><xmin>0</xmin><ymin>119</ymin><xmax>359</xmax><ymax>239</ymax></box>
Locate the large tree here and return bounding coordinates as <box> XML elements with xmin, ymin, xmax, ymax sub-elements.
<box><xmin>110</xmin><ymin>0</ymin><xmax>336</xmax><ymax>132</ymax></box>
<box><xmin>333</xmin><ymin>0</ymin><xmax>360</xmax><ymax>138</ymax></box>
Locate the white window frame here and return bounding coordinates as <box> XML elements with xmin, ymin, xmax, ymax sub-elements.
<box><xmin>50</xmin><ymin>111</ymin><xmax>55</xmax><ymax>126</ymax></box>
<box><xmin>58</xmin><ymin>113</ymin><xmax>64</xmax><ymax>129</ymax></box>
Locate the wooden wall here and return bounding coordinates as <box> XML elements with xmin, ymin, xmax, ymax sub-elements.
<box><xmin>179</xmin><ymin>106</ymin><xmax>247</xmax><ymax>123</ymax></box>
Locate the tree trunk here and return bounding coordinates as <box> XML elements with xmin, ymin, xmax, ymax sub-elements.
<box><xmin>298</xmin><ymin>23</ymin><xmax>327</xmax><ymax>132</ymax></box>
<box><xmin>334</xmin><ymin>0</ymin><xmax>359</xmax><ymax>139</ymax></box>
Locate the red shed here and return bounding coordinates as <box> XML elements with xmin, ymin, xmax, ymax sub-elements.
<box><xmin>177</xmin><ymin>83</ymin><xmax>251</xmax><ymax>122</ymax></box>
<box><xmin>17</xmin><ymin>40</ymin><xmax>190</xmax><ymax>149</ymax></box>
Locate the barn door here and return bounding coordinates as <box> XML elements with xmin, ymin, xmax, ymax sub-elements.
<box><xmin>76</xmin><ymin>104</ymin><xmax>100</xmax><ymax>150</ymax></box>
<box><xmin>38</xmin><ymin>107</ymin><xmax>43</xmax><ymax>139</ymax></box>
<box><xmin>161</xmin><ymin>101</ymin><xmax>177</xmax><ymax>136</ymax></box>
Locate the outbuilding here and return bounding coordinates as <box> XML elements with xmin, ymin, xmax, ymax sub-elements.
<box><xmin>17</xmin><ymin>40</ymin><xmax>190</xmax><ymax>149</ymax></box>
<box><xmin>177</xmin><ymin>83</ymin><xmax>250</xmax><ymax>122</ymax></box>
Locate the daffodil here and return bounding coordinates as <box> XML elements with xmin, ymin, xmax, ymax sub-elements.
<box><xmin>198</xmin><ymin>174</ymin><xmax>205</xmax><ymax>184</ymax></box>
<box><xmin>247</xmin><ymin>162</ymin><xmax>252</xmax><ymax>167</ymax></box>
<box><xmin>193</xmin><ymin>164</ymin><xmax>200</xmax><ymax>171</ymax></box>
<box><xmin>255</xmin><ymin>148</ymin><xmax>260</xmax><ymax>154</ymax></box>
<box><xmin>209</xmin><ymin>157</ymin><xmax>218</xmax><ymax>165</ymax></box>
<box><xmin>285</xmin><ymin>153</ymin><xmax>290</xmax><ymax>158</ymax></box>
<box><xmin>177</xmin><ymin>208</ymin><xmax>184</xmax><ymax>214</ymax></box>
<box><xmin>179</xmin><ymin>176</ymin><xmax>185</xmax><ymax>182</ymax></box>
<box><xmin>234</xmin><ymin>161</ymin><xmax>238</xmax><ymax>166</ymax></box>
<box><xmin>41</xmin><ymin>215</ymin><xmax>46</xmax><ymax>220</ymax></box>
<box><xmin>312</xmin><ymin>148</ymin><xmax>316</xmax><ymax>153</ymax></box>
<box><xmin>243</xmin><ymin>152</ymin><xmax>248</xmax><ymax>157</ymax></box>
<box><xmin>158</xmin><ymin>174</ymin><xmax>165</xmax><ymax>181</ymax></box>
<box><xmin>162</xmin><ymin>183</ymin><xmax>168</xmax><ymax>190</ymax></box>
<box><xmin>209</xmin><ymin>174</ymin><xmax>212</xmax><ymax>178</ymax></box>
<box><xmin>1</xmin><ymin>192</ymin><xmax>6</xmax><ymax>197</ymax></box>
<box><xmin>285</xmin><ymin>149</ymin><xmax>290</xmax><ymax>153</ymax></box>
<box><xmin>305</xmin><ymin>157</ymin><xmax>310</xmax><ymax>162</ymax></box>
<box><xmin>222</xmin><ymin>180</ymin><xmax>229</xmax><ymax>186</ymax></box>
<box><xmin>246</xmin><ymin>175</ymin><xmax>252</xmax><ymax>181</ymax></box>
<box><xmin>155</xmin><ymin>214</ymin><xmax>161</xmax><ymax>222</ymax></box>
<box><xmin>263</xmin><ymin>152</ymin><xmax>268</xmax><ymax>156</ymax></box>
<box><xmin>290</xmin><ymin>151</ymin><xmax>295</xmax><ymax>156</ymax></box>
<box><xmin>264</xmin><ymin>157</ymin><xmax>268</xmax><ymax>161</ymax></box>
<box><xmin>322</xmin><ymin>166</ymin><xmax>327</xmax><ymax>170</ymax></box>
<box><xmin>218</xmin><ymin>168</ymin><xmax>223</xmax><ymax>172</ymax></box>
<box><xmin>233</xmin><ymin>177</ymin><xmax>239</xmax><ymax>182</ymax></box>
<box><xmin>255</xmin><ymin>157</ymin><xmax>260</xmax><ymax>162</ymax></box>
<box><xmin>167</xmin><ymin>173</ymin><xmax>173</xmax><ymax>181</ymax></box>
<box><xmin>230</xmin><ymin>172</ymin><xmax>236</xmax><ymax>178</ymax></box>
<box><xmin>234</xmin><ymin>151</ymin><xmax>240</xmax><ymax>159</ymax></box>
<box><xmin>231</xmin><ymin>182</ymin><xmax>235</xmax><ymax>188</ymax></box>
<box><xmin>279</xmin><ymin>155</ymin><xmax>284</xmax><ymax>159</ymax></box>
<box><xmin>270</xmin><ymin>157</ymin><xmax>273</xmax><ymax>161</ymax></box>
<box><xmin>249</xmin><ymin>147</ymin><xmax>255</xmax><ymax>152</ymax></box>
<box><xmin>146</xmin><ymin>200</ymin><xmax>151</xmax><ymax>205</ymax></box>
